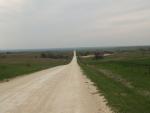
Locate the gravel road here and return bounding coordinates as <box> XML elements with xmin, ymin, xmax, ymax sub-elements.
<box><xmin>0</xmin><ymin>51</ymin><xmax>112</xmax><ymax>113</ymax></box>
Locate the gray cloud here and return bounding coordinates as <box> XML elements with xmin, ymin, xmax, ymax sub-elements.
<box><xmin>0</xmin><ymin>0</ymin><xmax>150</xmax><ymax>49</ymax></box>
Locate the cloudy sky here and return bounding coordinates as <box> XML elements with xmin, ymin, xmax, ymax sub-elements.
<box><xmin>0</xmin><ymin>0</ymin><xmax>150</xmax><ymax>49</ymax></box>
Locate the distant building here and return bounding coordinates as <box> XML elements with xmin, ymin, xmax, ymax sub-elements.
<box><xmin>94</xmin><ymin>52</ymin><xmax>104</xmax><ymax>59</ymax></box>
<box><xmin>94</xmin><ymin>51</ymin><xmax>114</xmax><ymax>59</ymax></box>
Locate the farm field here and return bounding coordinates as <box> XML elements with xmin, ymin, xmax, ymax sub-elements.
<box><xmin>78</xmin><ymin>48</ymin><xmax>150</xmax><ymax>113</ymax></box>
<box><xmin>0</xmin><ymin>51</ymin><xmax>72</xmax><ymax>81</ymax></box>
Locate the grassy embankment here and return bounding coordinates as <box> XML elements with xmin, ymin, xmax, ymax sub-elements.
<box><xmin>0</xmin><ymin>51</ymin><xmax>72</xmax><ymax>81</ymax></box>
<box><xmin>78</xmin><ymin>50</ymin><xmax>150</xmax><ymax>113</ymax></box>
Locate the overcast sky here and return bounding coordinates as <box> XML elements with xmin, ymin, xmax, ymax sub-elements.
<box><xmin>0</xmin><ymin>0</ymin><xmax>150</xmax><ymax>49</ymax></box>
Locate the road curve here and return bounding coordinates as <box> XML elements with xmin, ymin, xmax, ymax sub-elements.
<box><xmin>0</xmin><ymin>51</ymin><xmax>112</xmax><ymax>113</ymax></box>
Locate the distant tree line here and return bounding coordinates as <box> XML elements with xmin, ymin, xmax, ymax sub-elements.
<box><xmin>78</xmin><ymin>50</ymin><xmax>114</xmax><ymax>60</ymax></box>
<box><xmin>40</xmin><ymin>53</ymin><xmax>70</xmax><ymax>59</ymax></box>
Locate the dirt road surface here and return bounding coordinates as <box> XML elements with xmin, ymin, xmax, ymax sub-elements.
<box><xmin>0</xmin><ymin>51</ymin><xmax>112</xmax><ymax>113</ymax></box>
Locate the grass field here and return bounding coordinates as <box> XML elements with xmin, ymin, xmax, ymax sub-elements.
<box><xmin>0</xmin><ymin>51</ymin><xmax>72</xmax><ymax>81</ymax></box>
<box><xmin>78</xmin><ymin>49</ymin><xmax>150</xmax><ymax>113</ymax></box>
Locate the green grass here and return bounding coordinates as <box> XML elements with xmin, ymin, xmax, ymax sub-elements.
<box><xmin>78</xmin><ymin>50</ymin><xmax>150</xmax><ymax>113</ymax></box>
<box><xmin>0</xmin><ymin>51</ymin><xmax>71</xmax><ymax>80</ymax></box>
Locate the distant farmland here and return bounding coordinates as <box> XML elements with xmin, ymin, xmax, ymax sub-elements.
<box><xmin>0</xmin><ymin>51</ymin><xmax>72</xmax><ymax>81</ymax></box>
